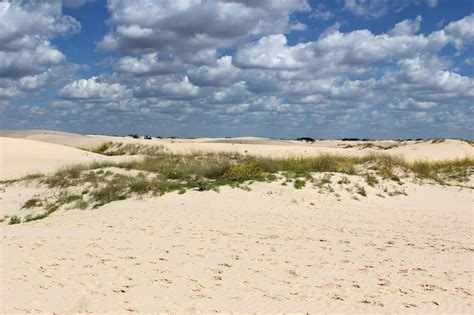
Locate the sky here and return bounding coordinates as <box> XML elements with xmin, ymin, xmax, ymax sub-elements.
<box><xmin>0</xmin><ymin>0</ymin><xmax>473</xmax><ymax>139</ymax></box>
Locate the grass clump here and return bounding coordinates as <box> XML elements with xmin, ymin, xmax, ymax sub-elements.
<box><xmin>73</xmin><ymin>199</ymin><xmax>88</xmax><ymax>210</ymax></box>
<box><xmin>365</xmin><ymin>173</ymin><xmax>379</xmax><ymax>187</ymax></box>
<box><xmin>256</xmin><ymin>155</ymin><xmax>357</xmax><ymax>175</ymax></box>
<box><xmin>355</xmin><ymin>184</ymin><xmax>367</xmax><ymax>197</ymax></box>
<box><xmin>196</xmin><ymin>179</ymin><xmax>213</xmax><ymax>191</ymax></box>
<box><xmin>293</xmin><ymin>179</ymin><xmax>306</xmax><ymax>189</ymax></box>
<box><xmin>84</xmin><ymin>142</ymin><xmax>165</xmax><ymax>156</ymax></box>
<box><xmin>45</xmin><ymin>202</ymin><xmax>60</xmax><ymax>214</ymax></box>
<box><xmin>91</xmin><ymin>176</ymin><xmax>130</xmax><ymax>208</ymax></box>
<box><xmin>223</xmin><ymin>162</ymin><xmax>263</xmax><ymax>182</ymax></box>
<box><xmin>56</xmin><ymin>192</ymin><xmax>82</xmax><ymax>205</ymax></box>
<box><xmin>91</xmin><ymin>142</ymin><xmax>114</xmax><ymax>154</ymax></box>
<box><xmin>409</xmin><ymin>158</ymin><xmax>473</xmax><ymax>182</ymax></box>
<box><xmin>338</xmin><ymin>176</ymin><xmax>351</xmax><ymax>185</ymax></box>
<box><xmin>8</xmin><ymin>215</ymin><xmax>21</xmax><ymax>225</ymax></box>
<box><xmin>22</xmin><ymin>198</ymin><xmax>42</xmax><ymax>209</ymax></box>
<box><xmin>24</xmin><ymin>212</ymin><xmax>49</xmax><ymax>222</ymax></box>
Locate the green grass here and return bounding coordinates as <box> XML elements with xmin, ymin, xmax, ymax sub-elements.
<box><xmin>293</xmin><ymin>179</ymin><xmax>306</xmax><ymax>189</ymax></box>
<box><xmin>6</xmin><ymin>151</ymin><xmax>473</xmax><ymax>223</ymax></box>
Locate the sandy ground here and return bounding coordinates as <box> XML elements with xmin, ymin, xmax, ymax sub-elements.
<box><xmin>1</xmin><ymin>131</ymin><xmax>473</xmax><ymax>313</ymax></box>
<box><xmin>1</xmin><ymin>181</ymin><xmax>473</xmax><ymax>313</ymax></box>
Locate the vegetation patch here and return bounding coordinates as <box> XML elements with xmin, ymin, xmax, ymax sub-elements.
<box><xmin>22</xmin><ymin>198</ymin><xmax>43</xmax><ymax>209</ymax></box>
<box><xmin>8</xmin><ymin>215</ymin><xmax>21</xmax><ymax>225</ymax></box>
<box><xmin>3</xmin><ymin>151</ymin><xmax>473</xmax><ymax>224</ymax></box>
<box><xmin>81</xmin><ymin>142</ymin><xmax>165</xmax><ymax>156</ymax></box>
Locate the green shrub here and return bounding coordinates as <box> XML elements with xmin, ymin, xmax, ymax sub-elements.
<box><xmin>293</xmin><ymin>179</ymin><xmax>306</xmax><ymax>189</ymax></box>
<box><xmin>196</xmin><ymin>179</ymin><xmax>212</xmax><ymax>191</ymax></box>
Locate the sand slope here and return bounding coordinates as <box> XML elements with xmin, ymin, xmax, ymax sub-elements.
<box><xmin>0</xmin><ymin>137</ymin><xmax>136</xmax><ymax>180</ymax></box>
<box><xmin>1</xmin><ymin>181</ymin><xmax>472</xmax><ymax>313</ymax></box>
<box><xmin>0</xmin><ymin>130</ymin><xmax>107</xmax><ymax>148</ymax></box>
<box><xmin>2</xmin><ymin>130</ymin><xmax>473</xmax><ymax>162</ymax></box>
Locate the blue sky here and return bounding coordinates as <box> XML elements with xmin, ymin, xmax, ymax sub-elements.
<box><xmin>1</xmin><ymin>0</ymin><xmax>473</xmax><ymax>139</ymax></box>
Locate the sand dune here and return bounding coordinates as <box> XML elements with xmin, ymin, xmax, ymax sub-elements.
<box><xmin>0</xmin><ymin>130</ymin><xmax>107</xmax><ymax>148</ymax></box>
<box><xmin>0</xmin><ymin>137</ymin><xmax>137</xmax><ymax>180</ymax></box>
<box><xmin>1</xmin><ymin>180</ymin><xmax>472</xmax><ymax>313</ymax></box>
<box><xmin>3</xmin><ymin>130</ymin><xmax>473</xmax><ymax>162</ymax></box>
<box><xmin>1</xmin><ymin>131</ymin><xmax>473</xmax><ymax>313</ymax></box>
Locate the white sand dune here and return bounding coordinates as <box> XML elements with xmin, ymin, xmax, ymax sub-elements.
<box><xmin>0</xmin><ymin>130</ymin><xmax>107</xmax><ymax>148</ymax></box>
<box><xmin>2</xmin><ymin>130</ymin><xmax>473</xmax><ymax>162</ymax></box>
<box><xmin>0</xmin><ymin>137</ymin><xmax>137</xmax><ymax>180</ymax></box>
<box><xmin>0</xmin><ymin>130</ymin><xmax>473</xmax><ymax>313</ymax></box>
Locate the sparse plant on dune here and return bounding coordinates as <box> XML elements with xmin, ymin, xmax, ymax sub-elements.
<box><xmin>22</xmin><ymin>198</ymin><xmax>43</xmax><ymax>209</ymax></box>
<box><xmin>293</xmin><ymin>179</ymin><xmax>306</xmax><ymax>189</ymax></box>
<box><xmin>365</xmin><ymin>173</ymin><xmax>379</xmax><ymax>187</ymax></box>
<box><xmin>338</xmin><ymin>176</ymin><xmax>351</xmax><ymax>185</ymax></box>
<box><xmin>355</xmin><ymin>184</ymin><xmax>367</xmax><ymax>197</ymax></box>
<box><xmin>5</xmin><ymin>150</ymin><xmax>473</xmax><ymax>223</ymax></box>
<box><xmin>8</xmin><ymin>215</ymin><xmax>21</xmax><ymax>225</ymax></box>
<box><xmin>81</xmin><ymin>142</ymin><xmax>165</xmax><ymax>156</ymax></box>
